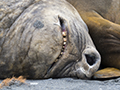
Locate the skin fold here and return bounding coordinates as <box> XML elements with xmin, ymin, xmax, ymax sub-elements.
<box><xmin>67</xmin><ymin>0</ymin><xmax>120</xmax><ymax>69</ymax></box>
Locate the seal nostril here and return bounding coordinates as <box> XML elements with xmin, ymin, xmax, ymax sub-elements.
<box><xmin>85</xmin><ymin>54</ymin><xmax>96</xmax><ymax>66</ymax></box>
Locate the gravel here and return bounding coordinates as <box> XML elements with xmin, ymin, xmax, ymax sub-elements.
<box><xmin>0</xmin><ymin>77</ymin><xmax>120</xmax><ymax>90</ymax></box>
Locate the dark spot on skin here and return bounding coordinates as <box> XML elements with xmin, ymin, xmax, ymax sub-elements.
<box><xmin>33</xmin><ymin>20</ymin><xmax>44</xmax><ymax>29</ymax></box>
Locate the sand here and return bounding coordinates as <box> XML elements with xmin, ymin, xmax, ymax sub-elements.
<box><xmin>0</xmin><ymin>77</ymin><xmax>120</xmax><ymax>90</ymax></box>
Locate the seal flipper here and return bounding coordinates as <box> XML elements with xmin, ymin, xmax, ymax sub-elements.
<box><xmin>93</xmin><ymin>68</ymin><xmax>120</xmax><ymax>79</ymax></box>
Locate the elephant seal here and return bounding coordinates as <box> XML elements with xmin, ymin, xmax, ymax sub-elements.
<box><xmin>0</xmin><ymin>0</ymin><xmax>101</xmax><ymax>79</ymax></box>
<box><xmin>67</xmin><ymin>0</ymin><xmax>120</xmax><ymax>69</ymax></box>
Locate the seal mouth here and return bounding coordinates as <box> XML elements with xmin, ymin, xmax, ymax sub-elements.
<box><xmin>55</xmin><ymin>16</ymin><xmax>68</xmax><ymax>61</ymax></box>
<box><xmin>45</xmin><ymin>16</ymin><xmax>68</xmax><ymax>76</ymax></box>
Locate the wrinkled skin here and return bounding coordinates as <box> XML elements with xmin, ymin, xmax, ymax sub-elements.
<box><xmin>0</xmin><ymin>0</ymin><xmax>101</xmax><ymax>79</ymax></box>
<box><xmin>67</xmin><ymin>0</ymin><xmax>120</xmax><ymax>69</ymax></box>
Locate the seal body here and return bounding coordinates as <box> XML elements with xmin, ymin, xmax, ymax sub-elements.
<box><xmin>0</xmin><ymin>0</ymin><xmax>101</xmax><ymax>79</ymax></box>
<box><xmin>67</xmin><ymin>0</ymin><xmax>120</xmax><ymax>69</ymax></box>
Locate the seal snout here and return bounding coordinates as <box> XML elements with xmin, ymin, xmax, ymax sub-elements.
<box><xmin>80</xmin><ymin>45</ymin><xmax>101</xmax><ymax>78</ymax></box>
<box><xmin>75</xmin><ymin>46</ymin><xmax>101</xmax><ymax>79</ymax></box>
<box><xmin>83</xmin><ymin>46</ymin><xmax>101</xmax><ymax>67</ymax></box>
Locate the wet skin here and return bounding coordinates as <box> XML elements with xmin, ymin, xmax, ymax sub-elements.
<box><xmin>0</xmin><ymin>0</ymin><xmax>100</xmax><ymax>79</ymax></box>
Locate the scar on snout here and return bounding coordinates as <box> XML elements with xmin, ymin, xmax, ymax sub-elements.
<box><xmin>33</xmin><ymin>20</ymin><xmax>44</xmax><ymax>29</ymax></box>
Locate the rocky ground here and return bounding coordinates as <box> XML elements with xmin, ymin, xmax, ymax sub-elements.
<box><xmin>0</xmin><ymin>77</ymin><xmax>120</xmax><ymax>90</ymax></box>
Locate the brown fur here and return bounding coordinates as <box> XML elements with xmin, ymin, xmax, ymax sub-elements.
<box><xmin>67</xmin><ymin>0</ymin><xmax>120</xmax><ymax>69</ymax></box>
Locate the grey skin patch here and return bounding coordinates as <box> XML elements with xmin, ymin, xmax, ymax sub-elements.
<box><xmin>33</xmin><ymin>20</ymin><xmax>44</xmax><ymax>29</ymax></box>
